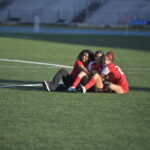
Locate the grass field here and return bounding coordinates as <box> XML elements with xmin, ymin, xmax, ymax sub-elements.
<box><xmin>0</xmin><ymin>33</ymin><xmax>150</xmax><ymax>150</ymax></box>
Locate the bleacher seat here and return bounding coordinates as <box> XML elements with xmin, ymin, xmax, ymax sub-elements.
<box><xmin>0</xmin><ymin>0</ymin><xmax>94</xmax><ymax>24</ymax></box>
<box><xmin>0</xmin><ymin>0</ymin><xmax>150</xmax><ymax>26</ymax></box>
<box><xmin>84</xmin><ymin>0</ymin><xmax>150</xmax><ymax>26</ymax></box>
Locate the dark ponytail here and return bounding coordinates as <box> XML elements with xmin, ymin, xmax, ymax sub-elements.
<box><xmin>77</xmin><ymin>49</ymin><xmax>94</xmax><ymax>64</ymax></box>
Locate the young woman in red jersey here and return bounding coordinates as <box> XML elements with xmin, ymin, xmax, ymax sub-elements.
<box><xmin>67</xmin><ymin>50</ymin><xmax>104</xmax><ymax>92</ymax></box>
<box><xmin>42</xmin><ymin>49</ymin><xmax>94</xmax><ymax>91</ymax></box>
<box><xmin>80</xmin><ymin>51</ymin><xmax>129</xmax><ymax>94</ymax></box>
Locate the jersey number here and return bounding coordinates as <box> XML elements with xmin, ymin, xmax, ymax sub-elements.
<box><xmin>115</xmin><ymin>66</ymin><xmax>124</xmax><ymax>75</ymax></box>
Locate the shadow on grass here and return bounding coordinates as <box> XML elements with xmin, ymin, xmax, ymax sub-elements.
<box><xmin>0</xmin><ymin>79</ymin><xmax>150</xmax><ymax>92</ymax></box>
<box><xmin>13</xmin><ymin>86</ymin><xmax>45</xmax><ymax>92</ymax></box>
<box><xmin>130</xmin><ymin>87</ymin><xmax>150</xmax><ymax>92</ymax></box>
<box><xmin>0</xmin><ymin>79</ymin><xmax>66</xmax><ymax>92</ymax></box>
<box><xmin>0</xmin><ymin>33</ymin><xmax>150</xmax><ymax>52</ymax></box>
<box><xmin>0</xmin><ymin>79</ymin><xmax>40</xmax><ymax>84</ymax></box>
<box><xmin>0</xmin><ymin>79</ymin><xmax>43</xmax><ymax>91</ymax></box>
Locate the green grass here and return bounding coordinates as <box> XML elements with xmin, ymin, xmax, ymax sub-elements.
<box><xmin>0</xmin><ymin>33</ymin><xmax>150</xmax><ymax>150</ymax></box>
<box><xmin>1</xmin><ymin>23</ymin><xmax>150</xmax><ymax>32</ymax></box>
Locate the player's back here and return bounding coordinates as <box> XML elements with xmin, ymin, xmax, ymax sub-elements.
<box><xmin>108</xmin><ymin>63</ymin><xmax>128</xmax><ymax>86</ymax></box>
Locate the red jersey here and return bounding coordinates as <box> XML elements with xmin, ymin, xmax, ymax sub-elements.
<box><xmin>70</xmin><ymin>60</ymin><xmax>87</xmax><ymax>80</ymax></box>
<box><xmin>88</xmin><ymin>61</ymin><xmax>103</xmax><ymax>73</ymax></box>
<box><xmin>101</xmin><ymin>63</ymin><xmax>129</xmax><ymax>93</ymax></box>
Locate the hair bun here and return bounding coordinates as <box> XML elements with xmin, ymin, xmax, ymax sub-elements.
<box><xmin>106</xmin><ymin>51</ymin><xmax>114</xmax><ymax>62</ymax></box>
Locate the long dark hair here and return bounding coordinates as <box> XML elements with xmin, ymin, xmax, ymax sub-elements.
<box><xmin>95</xmin><ymin>50</ymin><xmax>104</xmax><ymax>64</ymax></box>
<box><xmin>77</xmin><ymin>49</ymin><xmax>94</xmax><ymax>64</ymax></box>
<box><xmin>95</xmin><ymin>50</ymin><xmax>104</xmax><ymax>56</ymax></box>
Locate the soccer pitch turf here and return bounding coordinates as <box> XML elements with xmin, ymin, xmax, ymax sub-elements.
<box><xmin>0</xmin><ymin>33</ymin><xmax>150</xmax><ymax>150</ymax></box>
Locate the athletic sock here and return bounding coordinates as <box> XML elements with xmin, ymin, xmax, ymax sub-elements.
<box><xmin>85</xmin><ymin>78</ymin><xmax>96</xmax><ymax>90</ymax></box>
<box><xmin>73</xmin><ymin>77</ymin><xmax>82</xmax><ymax>88</ymax></box>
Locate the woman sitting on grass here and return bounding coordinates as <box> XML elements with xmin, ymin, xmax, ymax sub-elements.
<box><xmin>80</xmin><ymin>51</ymin><xmax>129</xmax><ymax>94</ymax></box>
<box><xmin>67</xmin><ymin>50</ymin><xmax>104</xmax><ymax>92</ymax></box>
<box><xmin>42</xmin><ymin>49</ymin><xmax>94</xmax><ymax>92</ymax></box>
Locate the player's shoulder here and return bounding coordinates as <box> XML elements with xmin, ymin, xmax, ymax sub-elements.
<box><xmin>101</xmin><ymin>65</ymin><xmax>110</xmax><ymax>75</ymax></box>
<box><xmin>87</xmin><ymin>61</ymin><xmax>94</xmax><ymax>70</ymax></box>
<box><xmin>108</xmin><ymin>63</ymin><xmax>115</xmax><ymax>70</ymax></box>
<box><xmin>75</xmin><ymin>60</ymin><xmax>83</xmax><ymax>65</ymax></box>
<box><xmin>88</xmin><ymin>61</ymin><xmax>95</xmax><ymax>66</ymax></box>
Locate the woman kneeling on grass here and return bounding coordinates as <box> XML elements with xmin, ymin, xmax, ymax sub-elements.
<box><xmin>67</xmin><ymin>50</ymin><xmax>104</xmax><ymax>92</ymax></box>
<box><xmin>80</xmin><ymin>51</ymin><xmax>129</xmax><ymax>94</ymax></box>
<box><xmin>42</xmin><ymin>49</ymin><xmax>94</xmax><ymax>91</ymax></box>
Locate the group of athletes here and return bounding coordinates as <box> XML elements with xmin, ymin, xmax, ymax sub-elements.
<box><xmin>43</xmin><ymin>49</ymin><xmax>129</xmax><ymax>94</ymax></box>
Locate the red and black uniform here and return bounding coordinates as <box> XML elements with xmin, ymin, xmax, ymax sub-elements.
<box><xmin>48</xmin><ymin>60</ymin><xmax>87</xmax><ymax>91</ymax></box>
<box><xmin>101</xmin><ymin>63</ymin><xmax>129</xmax><ymax>93</ymax></box>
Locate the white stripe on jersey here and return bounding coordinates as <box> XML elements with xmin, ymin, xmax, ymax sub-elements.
<box><xmin>101</xmin><ymin>66</ymin><xmax>110</xmax><ymax>75</ymax></box>
<box><xmin>87</xmin><ymin>61</ymin><xmax>95</xmax><ymax>71</ymax></box>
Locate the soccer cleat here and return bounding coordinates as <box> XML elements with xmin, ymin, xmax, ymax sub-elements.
<box><xmin>79</xmin><ymin>84</ymin><xmax>86</xmax><ymax>94</ymax></box>
<box><xmin>42</xmin><ymin>80</ymin><xmax>50</xmax><ymax>92</ymax></box>
<box><xmin>67</xmin><ymin>87</ymin><xmax>77</xmax><ymax>93</ymax></box>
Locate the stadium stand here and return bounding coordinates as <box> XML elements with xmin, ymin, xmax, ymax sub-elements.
<box><xmin>35</xmin><ymin>0</ymin><xmax>92</xmax><ymax>24</ymax></box>
<box><xmin>0</xmin><ymin>0</ymin><xmax>11</xmax><ymax>8</ymax></box>
<box><xmin>0</xmin><ymin>0</ymin><xmax>96</xmax><ymax>24</ymax></box>
<box><xmin>0</xmin><ymin>0</ymin><xmax>54</xmax><ymax>23</ymax></box>
<box><xmin>84</xmin><ymin>0</ymin><xmax>150</xmax><ymax>26</ymax></box>
<box><xmin>2</xmin><ymin>0</ymin><xmax>49</xmax><ymax>21</ymax></box>
<box><xmin>0</xmin><ymin>0</ymin><xmax>12</xmax><ymax>22</ymax></box>
<box><xmin>0</xmin><ymin>0</ymin><xmax>149</xmax><ymax>26</ymax></box>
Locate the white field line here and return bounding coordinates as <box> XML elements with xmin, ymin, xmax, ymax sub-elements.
<box><xmin>0</xmin><ymin>66</ymin><xmax>59</xmax><ymax>69</ymax></box>
<box><xmin>0</xmin><ymin>84</ymin><xmax>42</xmax><ymax>88</ymax></box>
<box><xmin>0</xmin><ymin>66</ymin><xmax>150</xmax><ymax>71</ymax></box>
<box><xmin>0</xmin><ymin>59</ymin><xmax>150</xmax><ymax>88</ymax></box>
<box><xmin>0</xmin><ymin>59</ymin><xmax>71</xmax><ymax>88</ymax></box>
<box><xmin>0</xmin><ymin>58</ymin><xmax>150</xmax><ymax>71</ymax></box>
<box><xmin>0</xmin><ymin>82</ymin><xmax>64</xmax><ymax>88</ymax></box>
<box><xmin>0</xmin><ymin>59</ymin><xmax>73</xmax><ymax>69</ymax></box>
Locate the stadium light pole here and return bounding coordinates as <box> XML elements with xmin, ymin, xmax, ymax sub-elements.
<box><xmin>33</xmin><ymin>16</ymin><xmax>40</xmax><ymax>33</ymax></box>
<box><xmin>126</xmin><ymin>16</ymin><xmax>131</xmax><ymax>35</ymax></box>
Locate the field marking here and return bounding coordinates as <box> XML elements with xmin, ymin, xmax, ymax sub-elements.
<box><xmin>0</xmin><ymin>59</ymin><xmax>73</xmax><ymax>69</ymax></box>
<box><xmin>0</xmin><ymin>59</ymin><xmax>150</xmax><ymax>71</ymax></box>
<box><xmin>0</xmin><ymin>59</ymin><xmax>150</xmax><ymax>88</ymax></box>
<box><xmin>0</xmin><ymin>66</ymin><xmax>150</xmax><ymax>71</ymax></box>
<box><xmin>0</xmin><ymin>84</ymin><xmax>42</xmax><ymax>88</ymax></box>
<box><xmin>0</xmin><ymin>66</ymin><xmax>60</xmax><ymax>69</ymax></box>
<box><xmin>0</xmin><ymin>82</ymin><xmax>64</xmax><ymax>88</ymax></box>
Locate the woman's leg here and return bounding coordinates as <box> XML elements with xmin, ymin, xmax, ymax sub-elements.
<box><xmin>81</xmin><ymin>73</ymin><xmax>104</xmax><ymax>93</ymax></box>
<box><xmin>72</xmin><ymin>71</ymin><xmax>88</xmax><ymax>88</ymax></box>
<box><xmin>80</xmin><ymin>75</ymin><xmax>89</xmax><ymax>86</ymax></box>
<box><xmin>108</xmin><ymin>83</ymin><xmax>124</xmax><ymax>93</ymax></box>
<box><xmin>62</xmin><ymin>74</ymin><xmax>74</xmax><ymax>89</ymax></box>
<box><xmin>43</xmin><ymin>68</ymin><xmax>70</xmax><ymax>91</ymax></box>
<box><xmin>67</xmin><ymin>71</ymin><xmax>88</xmax><ymax>92</ymax></box>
